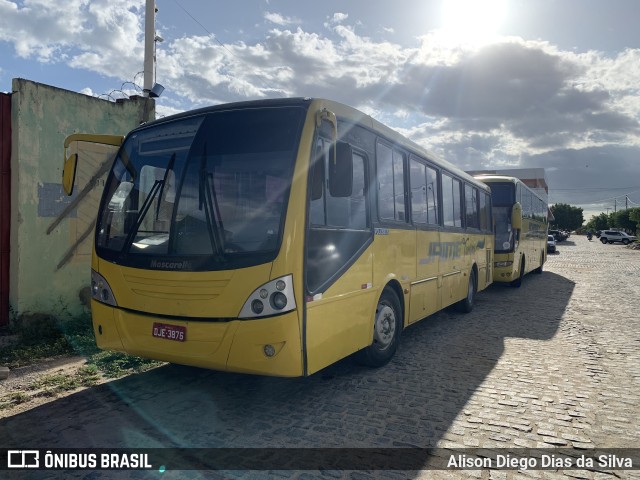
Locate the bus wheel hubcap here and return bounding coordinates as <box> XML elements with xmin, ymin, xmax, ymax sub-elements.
<box><xmin>374</xmin><ymin>304</ymin><xmax>395</xmax><ymax>350</ymax></box>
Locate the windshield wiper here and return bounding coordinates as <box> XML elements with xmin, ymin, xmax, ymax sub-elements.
<box><xmin>122</xmin><ymin>179</ymin><xmax>164</xmax><ymax>253</ymax></box>
<box><xmin>198</xmin><ymin>145</ymin><xmax>226</xmax><ymax>260</ymax></box>
<box><xmin>155</xmin><ymin>152</ymin><xmax>176</xmax><ymax>221</ymax></box>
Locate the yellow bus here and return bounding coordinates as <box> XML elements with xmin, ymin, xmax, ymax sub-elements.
<box><xmin>475</xmin><ymin>175</ymin><xmax>547</xmax><ymax>287</ymax></box>
<box><xmin>63</xmin><ymin>98</ymin><xmax>494</xmax><ymax>377</ymax></box>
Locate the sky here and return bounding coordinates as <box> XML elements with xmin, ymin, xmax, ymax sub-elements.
<box><xmin>1</xmin><ymin>0</ymin><xmax>640</xmax><ymax>221</ymax></box>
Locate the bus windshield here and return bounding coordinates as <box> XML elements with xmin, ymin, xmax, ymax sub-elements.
<box><xmin>96</xmin><ymin>106</ymin><xmax>305</xmax><ymax>271</ymax></box>
<box><xmin>488</xmin><ymin>182</ymin><xmax>515</xmax><ymax>252</ymax></box>
<box><xmin>489</xmin><ymin>182</ymin><xmax>514</xmax><ymax>206</ymax></box>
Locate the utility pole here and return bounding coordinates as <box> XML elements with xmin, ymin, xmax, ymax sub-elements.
<box><xmin>143</xmin><ymin>0</ymin><xmax>156</xmax><ymax>97</ymax></box>
<box><xmin>614</xmin><ymin>199</ymin><xmax>617</xmax><ymax>213</ymax></box>
<box><xmin>606</xmin><ymin>207</ymin><xmax>611</xmax><ymax>215</ymax></box>
<box><xmin>626</xmin><ymin>195</ymin><xmax>629</xmax><ymax>210</ymax></box>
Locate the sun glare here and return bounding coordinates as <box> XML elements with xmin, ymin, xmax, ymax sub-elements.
<box><xmin>440</xmin><ymin>0</ymin><xmax>507</xmax><ymax>46</ymax></box>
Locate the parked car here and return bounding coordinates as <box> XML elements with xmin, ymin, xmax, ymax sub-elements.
<box><xmin>599</xmin><ymin>230</ymin><xmax>637</xmax><ymax>245</ymax></box>
<box><xmin>547</xmin><ymin>234</ymin><xmax>557</xmax><ymax>253</ymax></box>
<box><xmin>549</xmin><ymin>229</ymin><xmax>568</xmax><ymax>242</ymax></box>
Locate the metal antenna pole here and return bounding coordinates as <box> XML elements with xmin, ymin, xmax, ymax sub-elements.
<box><xmin>143</xmin><ymin>0</ymin><xmax>156</xmax><ymax>96</ymax></box>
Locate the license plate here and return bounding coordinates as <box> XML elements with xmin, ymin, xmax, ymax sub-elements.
<box><xmin>152</xmin><ymin>323</ymin><xmax>186</xmax><ymax>342</ymax></box>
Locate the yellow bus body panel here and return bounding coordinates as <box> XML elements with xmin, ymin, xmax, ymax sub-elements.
<box><xmin>305</xmin><ymin>245</ymin><xmax>375</xmax><ymax>375</ymax></box>
<box><xmin>97</xmin><ymin>259</ymin><xmax>272</xmax><ymax>318</ymax></box>
<box><xmin>411</xmin><ymin>229</ymin><xmax>441</xmax><ymax>322</ymax></box>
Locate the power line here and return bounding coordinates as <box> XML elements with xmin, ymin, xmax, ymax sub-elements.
<box><xmin>551</xmin><ymin>185</ymin><xmax>640</xmax><ymax>192</ymax></box>
<box><xmin>588</xmin><ymin>190</ymin><xmax>640</xmax><ymax>204</ymax></box>
<box><xmin>169</xmin><ymin>0</ymin><xmax>284</xmax><ymax>97</ymax></box>
<box><xmin>171</xmin><ymin>0</ymin><xmax>241</xmax><ymax>60</ymax></box>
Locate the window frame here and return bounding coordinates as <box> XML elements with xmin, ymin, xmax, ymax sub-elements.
<box><xmin>375</xmin><ymin>139</ymin><xmax>409</xmax><ymax>226</ymax></box>
<box><xmin>441</xmin><ymin>171</ymin><xmax>464</xmax><ymax>229</ymax></box>
<box><xmin>409</xmin><ymin>154</ymin><xmax>441</xmax><ymax>228</ymax></box>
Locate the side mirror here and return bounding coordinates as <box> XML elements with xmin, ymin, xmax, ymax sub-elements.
<box><xmin>511</xmin><ymin>202</ymin><xmax>522</xmax><ymax>230</ymax></box>
<box><xmin>62</xmin><ymin>153</ymin><xmax>78</xmax><ymax>195</ymax></box>
<box><xmin>62</xmin><ymin>133</ymin><xmax>125</xmax><ymax>196</ymax></box>
<box><xmin>329</xmin><ymin>141</ymin><xmax>353</xmax><ymax>198</ymax></box>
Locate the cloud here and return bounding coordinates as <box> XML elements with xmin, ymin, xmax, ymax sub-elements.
<box><xmin>264</xmin><ymin>12</ymin><xmax>298</xmax><ymax>26</ymax></box>
<box><xmin>1</xmin><ymin>2</ymin><xmax>639</xmax><ymax>214</ymax></box>
<box><xmin>328</xmin><ymin>13</ymin><xmax>348</xmax><ymax>24</ymax></box>
<box><xmin>0</xmin><ymin>0</ymin><xmax>144</xmax><ymax>76</ymax></box>
<box><xmin>150</xmin><ymin>19</ymin><xmax>640</xmax><ymax>196</ymax></box>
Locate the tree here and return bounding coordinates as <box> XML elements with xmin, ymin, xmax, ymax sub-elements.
<box><xmin>550</xmin><ymin>203</ymin><xmax>584</xmax><ymax>231</ymax></box>
<box><xmin>611</xmin><ymin>209</ymin><xmax>637</xmax><ymax>233</ymax></box>
<box><xmin>626</xmin><ymin>207</ymin><xmax>640</xmax><ymax>234</ymax></box>
<box><xmin>584</xmin><ymin>212</ymin><xmax>612</xmax><ymax>232</ymax></box>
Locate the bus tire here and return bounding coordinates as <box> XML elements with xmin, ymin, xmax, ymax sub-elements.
<box><xmin>456</xmin><ymin>269</ymin><xmax>477</xmax><ymax>313</ymax></box>
<box><xmin>510</xmin><ymin>257</ymin><xmax>524</xmax><ymax>288</ymax></box>
<box><xmin>355</xmin><ymin>288</ymin><xmax>402</xmax><ymax>367</ymax></box>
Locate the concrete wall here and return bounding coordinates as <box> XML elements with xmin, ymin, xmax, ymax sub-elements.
<box><xmin>10</xmin><ymin>78</ymin><xmax>154</xmax><ymax>319</ymax></box>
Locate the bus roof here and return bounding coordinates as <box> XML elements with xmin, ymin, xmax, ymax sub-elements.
<box><xmin>473</xmin><ymin>174</ymin><xmax>520</xmax><ymax>184</ymax></box>
<box><xmin>133</xmin><ymin>97</ymin><xmax>489</xmax><ymax>193</ymax></box>
<box><xmin>474</xmin><ymin>174</ymin><xmax>546</xmax><ymax>202</ymax></box>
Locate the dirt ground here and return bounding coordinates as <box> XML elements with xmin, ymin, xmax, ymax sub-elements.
<box><xmin>0</xmin><ymin>356</ymin><xmax>111</xmax><ymax>418</ymax></box>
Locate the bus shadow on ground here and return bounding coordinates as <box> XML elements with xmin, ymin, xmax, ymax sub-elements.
<box><xmin>0</xmin><ymin>272</ymin><xmax>574</xmax><ymax>474</ymax></box>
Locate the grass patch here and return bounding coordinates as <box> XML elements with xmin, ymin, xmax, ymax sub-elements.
<box><xmin>87</xmin><ymin>351</ymin><xmax>162</xmax><ymax>378</ymax></box>
<box><xmin>0</xmin><ymin>312</ymin><xmax>162</xmax><ymax>412</ymax></box>
<box><xmin>0</xmin><ymin>313</ymin><xmax>162</xmax><ymax>378</ymax></box>
<box><xmin>0</xmin><ymin>392</ymin><xmax>29</xmax><ymax>410</ymax></box>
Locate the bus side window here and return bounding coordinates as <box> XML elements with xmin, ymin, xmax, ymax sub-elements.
<box><xmin>479</xmin><ymin>191</ymin><xmax>491</xmax><ymax>231</ymax></box>
<box><xmin>426</xmin><ymin>165</ymin><xmax>439</xmax><ymax>225</ymax></box>
<box><xmin>442</xmin><ymin>173</ymin><xmax>463</xmax><ymax>228</ymax></box>
<box><xmin>310</xmin><ymin>138</ymin><xmax>368</xmax><ymax>230</ymax></box>
<box><xmin>410</xmin><ymin>158</ymin><xmax>428</xmax><ymax>224</ymax></box>
<box><xmin>309</xmin><ymin>139</ymin><xmax>327</xmax><ymax>225</ymax></box>
<box><xmin>465</xmin><ymin>184</ymin><xmax>479</xmax><ymax>229</ymax></box>
<box><xmin>326</xmin><ymin>151</ymin><xmax>367</xmax><ymax>229</ymax></box>
<box><xmin>377</xmin><ymin>141</ymin><xmax>406</xmax><ymax>223</ymax></box>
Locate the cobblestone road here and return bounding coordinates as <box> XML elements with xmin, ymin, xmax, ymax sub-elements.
<box><xmin>1</xmin><ymin>237</ymin><xmax>639</xmax><ymax>479</ymax></box>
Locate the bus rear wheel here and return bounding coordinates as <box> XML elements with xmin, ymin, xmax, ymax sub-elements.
<box><xmin>355</xmin><ymin>288</ymin><xmax>402</xmax><ymax>367</ymax></box>
<box><xmin>456</xmin><ymin>269</ymin><xmax>477</xmax><ymax>313</ymax></box>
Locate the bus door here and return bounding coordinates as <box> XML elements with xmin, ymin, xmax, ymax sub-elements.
<box><xmin>305</xmin><ymin>123</ymin><xmax>374</xmax><ymax>375</ymax></box>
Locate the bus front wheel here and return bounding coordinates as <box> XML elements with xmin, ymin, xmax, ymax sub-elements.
<box><xmin>355</xmin><ymin>288</ymin><xmax>402</xmax><ymax>367</ymax></box>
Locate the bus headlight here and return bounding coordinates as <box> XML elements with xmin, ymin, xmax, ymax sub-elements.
<box><xmin>495</xmin><ymin>261</ymin><xmax>513</xmax><ymax>268</ymax></box>
<box><xmin>239</xmin><ymin>274</ymin><xmax>296</xmax><ymax>319</ymax></box>
<box><xmin>91</xmin><ymin>270</ymin><xmax>118</xmax><ymax>307</ymax></box>
<box><xmin>251</xmin><ymin>300</ymin><xmax>265</xmax><ymax>315</ymax></box>
<box><xmin>271</xmin><ymin>292</ymin><xmax>288</xmax><ymax>310</ymax></box>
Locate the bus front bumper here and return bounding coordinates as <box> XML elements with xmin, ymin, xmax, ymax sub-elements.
<box><xmin>91</xmin><ymin>300</ymin><xmax>304</xmax><ymax>377</ymax></box>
